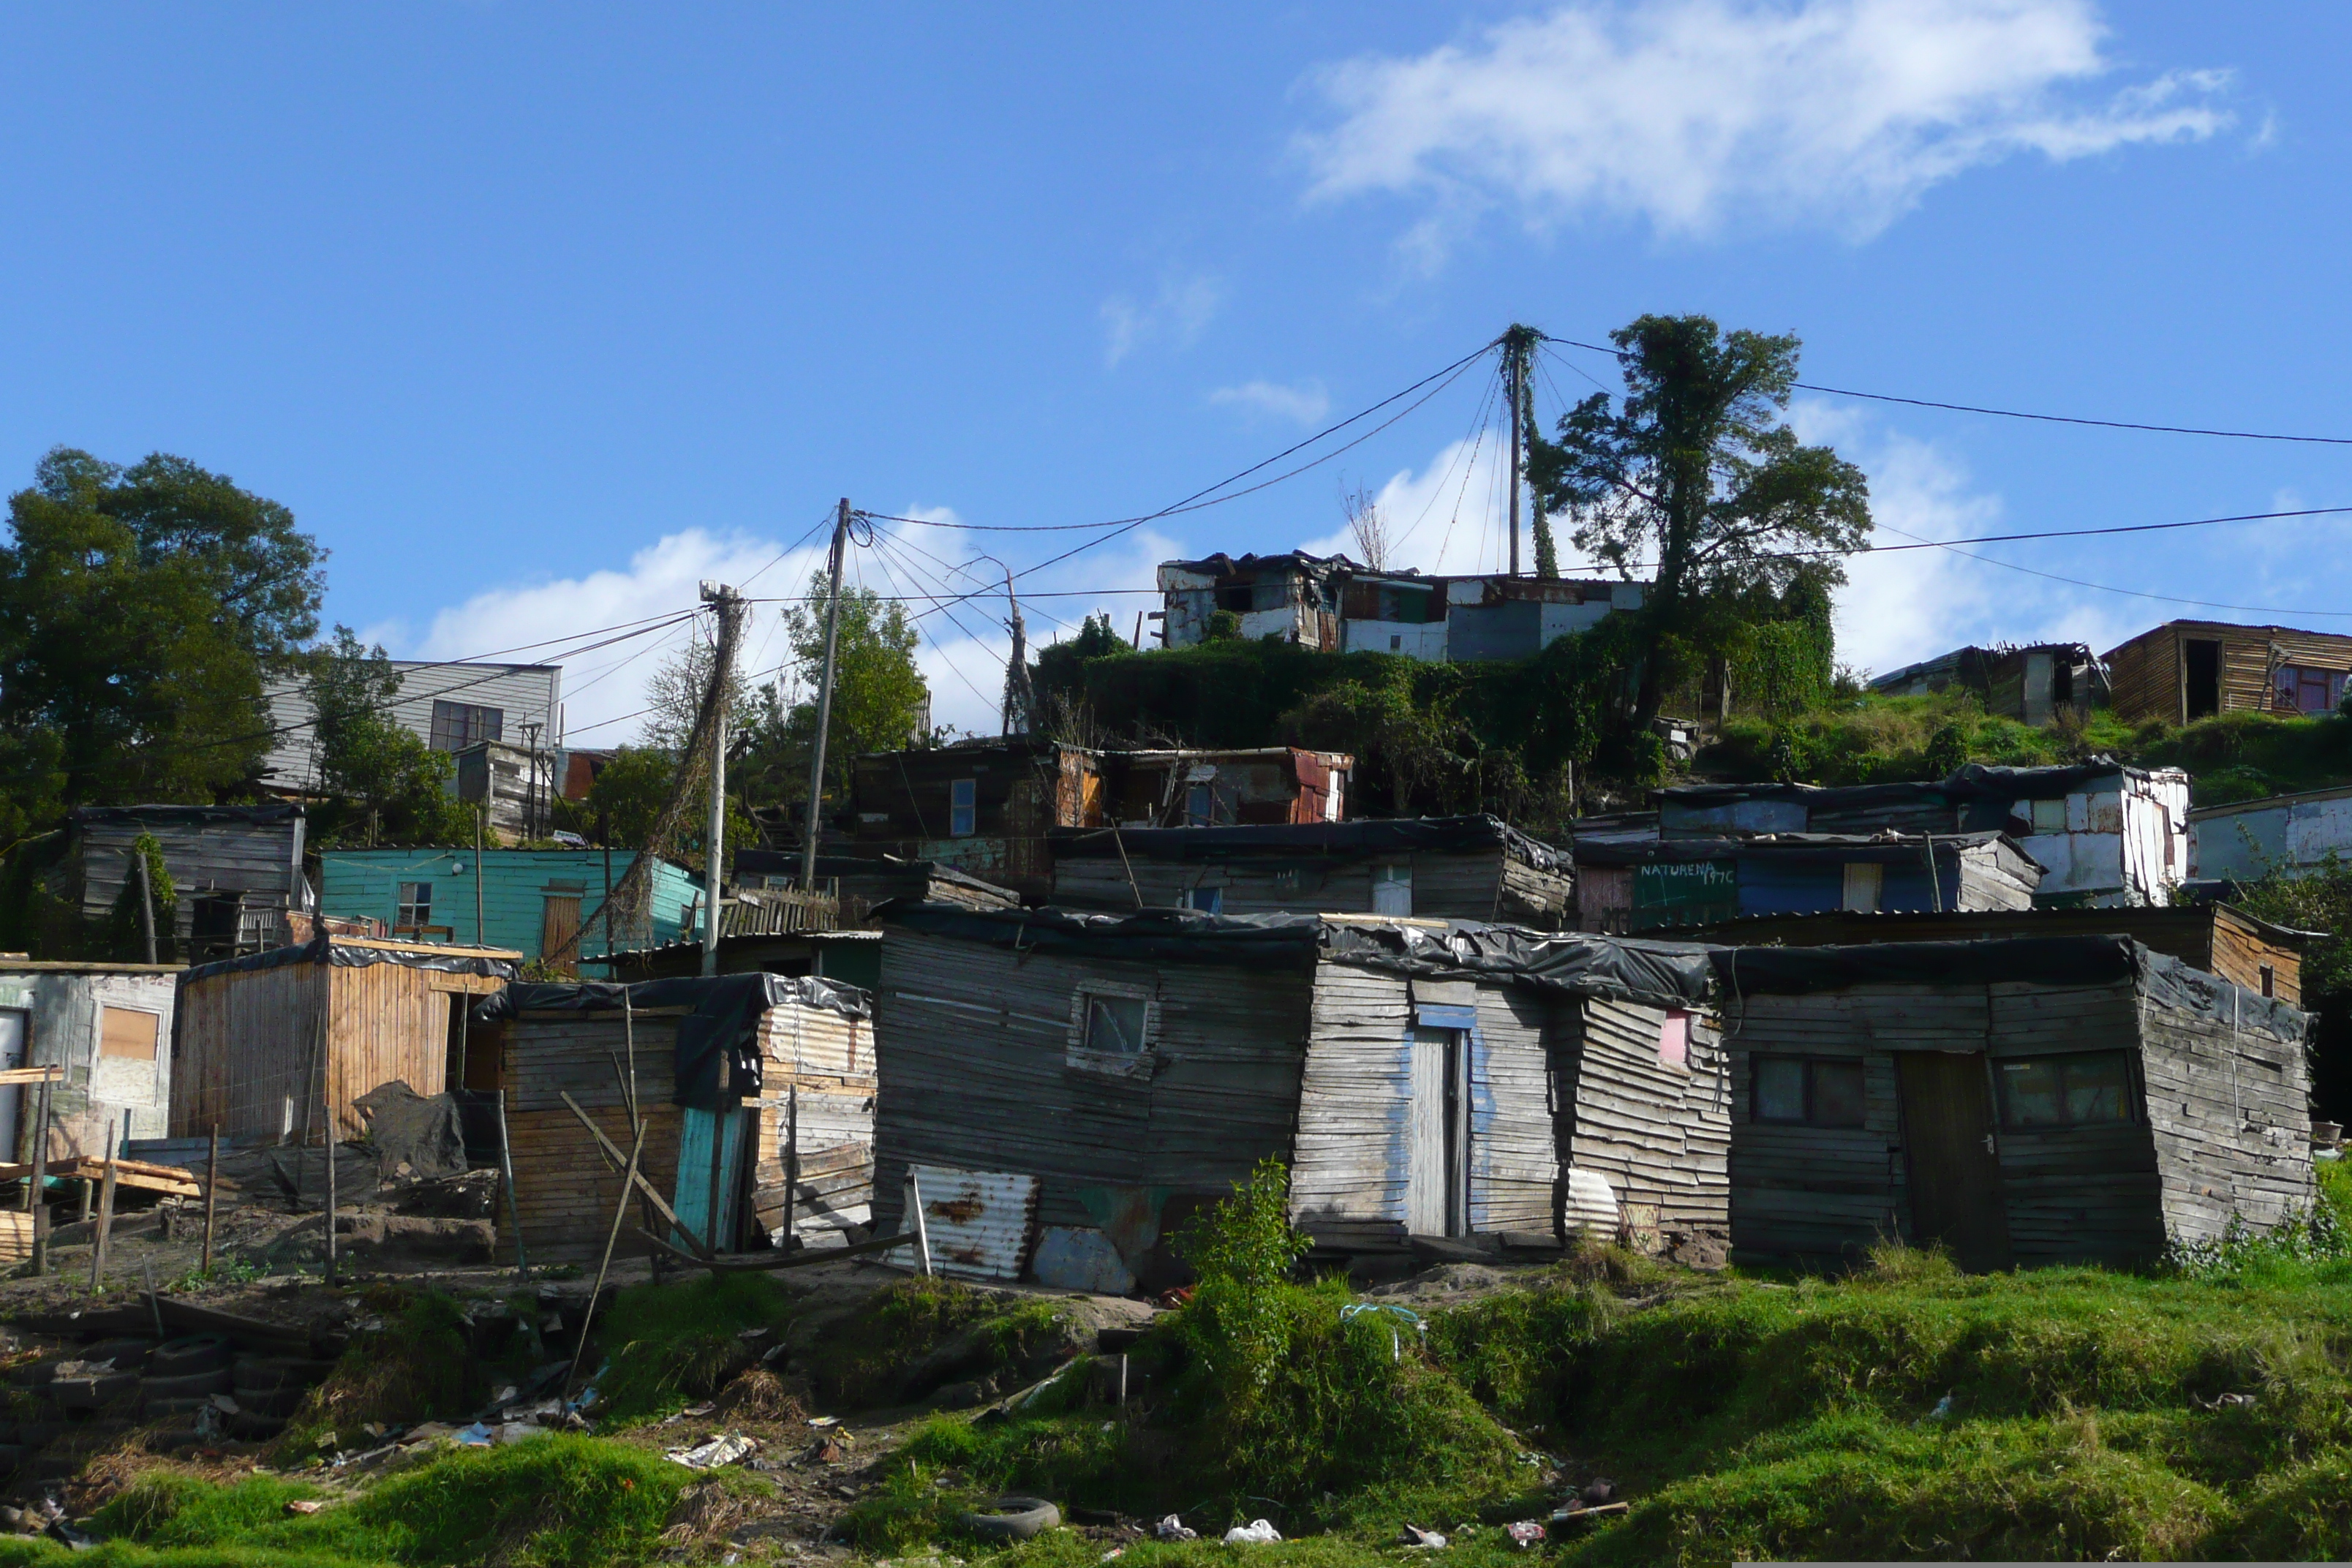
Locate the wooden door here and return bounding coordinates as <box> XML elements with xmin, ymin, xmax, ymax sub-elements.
<box><xmin>540</xmin><ymin>896</ymin><xmax>582</xmax><ymax>976</ymax></box>
<box><xmin>1896</xmin><ymin>1052</ymin><xmax>2013</xmax><ymax>1270</ymax></box>
<box><xmin>1406</xmin><ymin>1028</ymin><xmax>1466</xmax><ymax>1237</ymax></box>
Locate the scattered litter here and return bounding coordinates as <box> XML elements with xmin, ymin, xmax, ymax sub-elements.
<box><xmin>284</xmin><ymin>1500</ymin><xmax>324</xmax><ymax>1516</ymax></box>
<box><xmin>1507</xmin><ymin>1520</ymin><xmax>1546</xmax><ymax>1550</ymax></box>
<box><xmin>2196</xmin><ymin>1391</ymin><xmax>2258</xmax><ymax>1411</ymax></box>
<box><xmin>1100</xmin><ymin>1550</ymin><xmax>1124</xmax><ymax>1563</ymax></box>
<box><xmin>1223</xmin><ymin>1520</ymin><xmax>1281</xmax><ymax>1544</ymax></box>
<box><xmin>453</xmin><ymin>1423</ymin><xmax>496</xmax><ymax>1447</ymax></box>
<box><xmin>1550</xmin><ymin>1502</ymin><xmax>1629</xmax><ymax>1525</ymax></box>
<box><xmin>668</xmin><ymin>1433</ymin><xmax>758</xmax><ymax>1470</ymax></box>
<box><xmin>807</xmin><ymin>1414</ymin><xmax>840</xmax><ymax>1428</ymax></box>
<box><xmin>1921</xmin><ymin>1393</ymin><xmax>1954</xmax><ymax>1425</ymax></box>
<box><xmin>1154</xmin><ymin>1515</ymin><xmax>1197</xmax><ymax>1542</ymax></box>
<box><xmin>52</xmin><ymin>1360</ymin><xmax>116</xmax><ymax>1379</ymax></box>
<box><xmin>492</xmin><ymin>1385</ymin><xmax>519</xmax><ymax>1405</ymax></box>
<box><xmin>737</xmin><ymin>1327</ymin><xmax>772</xmax><ymax>1342</ymax></box>
<box><xmin>400</xmin><ymin>1422</ymin><xmax>459</xmax><ymax>1448</ymax></box>
<box><xmin>362</xmin><ymin>1422</ymin><xmax>386</xmax><ymax>1439</ymax></box>
<box><xmin>1399</xmin><ymin>1523</ymin><xmax>1447</xmax><ymax>1548</ymax></box>
<box><xmin>1580</xmin><ymin>1479</ymin><xmax>1617</xmax><ymax>1506</ymax></box>
<box><xmin>495</xmin><ymin>1422</ymin><xmax>550</xmax><ymax>1444</ymax></box>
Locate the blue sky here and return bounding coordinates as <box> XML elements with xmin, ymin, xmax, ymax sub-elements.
<box><xmin>3</xmin><ymin>3</ymin><xmax>2349</xmax><ymax>740</ymax></box>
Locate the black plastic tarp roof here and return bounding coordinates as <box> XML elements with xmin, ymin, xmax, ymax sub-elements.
<box><xmin>1659</xmin><ymin>758</ymin><xmax>2145</xmax><ymax>812</ymax></box>
<box><xmin>474</xmin><ymin>972</ymin><xmax>870</xmax><ymax>1111</ymax></box>
<box><xmin>182</xmin><ymin>934</ymin><xmax>519</xmax><ymax>987</ymax></box>
<box><xmin>1712</xmin><ymin>935</ymin><xmax>2304</xmax><ymax>1037</ymax></box>
<box><xmin>1571</xmin><ymin>829</ymin><xmax>2032</xmax><ymax>869</ymax></box>
<box><xmin>875</xmin><ymin>902</ymin><xmax>1716</xmax><ymax>1009</ymax></box>
<box><xmin>1047</xmin><ymin>814</ymin><xmax>1567</xmax><ymax>873</ymax></box>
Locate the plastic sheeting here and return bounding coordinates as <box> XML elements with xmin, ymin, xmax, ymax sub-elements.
<box><xmin>1712</xmin><ymin>935</ymin><xmax>2307</xmax><ymax>1039</ymax></box>
<box><xmin>179</xmin><ymin>933</ymin><xmax>519</xmax><ymax>987</ymax></box>
<box><xmin>473</xmin><ymin>972</ymin><xmax>871</xmax><ymax>1112</ymax></box>
<box><xmin>1047</xmin><ymin>813</ymin><xmax>1567</xmax><ymax>873</ymax></box>
<box><xmin>875</xmin><ymin>903</ymin><xmax>1718</xmax><ymax>1009</ymax></box>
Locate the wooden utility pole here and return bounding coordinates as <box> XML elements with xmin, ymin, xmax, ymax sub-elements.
<box><xmin>1502</xmin><ymin>326</ymin><xmax>1540</xmax><ymax>578</ymax></box>
<box><xmin>799</xmin><ymin>500</ymin><xmax>852</xmax><ymax>892</ymax></box>
<box><xmin>698</xmin><ymin>581</ymin><xmax>746</xmax><ymax>976</ymax></box>
<box><xmin>133</xmin><ymin>848</ymin><xmax>157</xmax><ymax>965</ymax></box>
<box><xmin>475</xmin><ymin>807</ymin><xmax>486</xmax><ymax>946</ymax></box>
<box><xmin>999</xmin><ymin>565</ymin><xmax>1033</xmax><ymax>737</ymax></box>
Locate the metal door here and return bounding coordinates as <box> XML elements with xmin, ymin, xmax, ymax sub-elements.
<box><xmin>1895</xmin><ymin>1052</ymin><xmax>2013</xmax><ymax>1270</ymax></box>
<box><xmin>1406</xmin><ymin>1027</ymin><xmax>1467</xmax><ymax>1237</ymax></box>
<box><xmin>673</xmin><ymin>1104</ymin><xmax>748</xmax><ymax>1253</ymax></box>
<box><xmin>0</xmin><ymin>1011</ymin><xmax>23</xmax><ymax>1162</ymax></box>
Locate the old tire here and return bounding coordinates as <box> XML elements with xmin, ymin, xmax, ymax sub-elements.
<box><xmin>148</xmin><ymin>1335</ymin><xmax>233</xmax><ymax>1378</ymax></box>
<box><xmin>140</xmin><ymin>1366</ymin><xmax>234</xmax><ymax>1401</ymax></box>
<box><xmin>960</xmin><ymin>1498</ymin><xmax>1060</xmax><ymax>1541</ymax></box>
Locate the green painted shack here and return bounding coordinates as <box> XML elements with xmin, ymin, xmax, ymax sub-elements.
<box><xmin>317</xmin><ymin>848</ymin><xmax>701</xmax><ymax>969</ymax></box>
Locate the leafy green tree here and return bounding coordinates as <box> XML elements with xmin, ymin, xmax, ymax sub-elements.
<box><xmin>0</xmin><ymin>448</ymin><xmax>325</xmax><ymax>813</ymax></box>
<box><xmin>761</xmin><ymin>576</ymin><xmax>932</xmax><ymax>799</ymax></box>
<box><xmin>304</xmin><ymin>627</ymin><xmax>477</xmax><ymax>846</ymax></box>
<box><xmin>1528</xmin><ymin>316</ymin><xmax>1872</xmax><ymax>728</ymax></box>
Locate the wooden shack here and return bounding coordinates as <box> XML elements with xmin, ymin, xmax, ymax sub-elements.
<box><xmin>1717</xmin><ymin>936</ymin><xmax>2313</xmax><ymax>1270</ymax></box>
<box><xmin>31</xmin><ymin>805</ymin><xmax>311</xmax><ymax>962</ymax></box>
<box><xmin>732</xmin><ymin>851</ymin><xmax>1018</xmax><ymax>922</ymax></box>
<box><xmin>1654</xmin><ymin>903</ymin><xmax>2310</xmax><ymax>1004</ymax></box>
<box><xmin>871</xmin><ymin>905</ymin><xmax>1725</xmax><ymax>1290</ymax></box>
<box><xmin>0</xmin><ymin>961</ymin><xmax>181</xmax><ymax>1158</ymax></box>
<box><xmin>171</xmin><ymin>936</ymin><xmax>521</xmax><ymax>1143</ymax></box>
<box><xmin>471</xmin><ymin>975</ymin><xmax>872</xmax><ymax>1265</ymax></box>
<box><xmin>1046</xmin><ymin>816</ymin><xmax>1575</xmax><ymax>928</ymax></box>
<box><xmin>2106</xmin><ymin>619</ymin><xmax>2352</xmax><ymax>724</ymax></box>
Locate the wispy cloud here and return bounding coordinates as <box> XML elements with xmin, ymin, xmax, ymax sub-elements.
<box><xmin>1209</xmin><ymin>378</ymin><xmax>1333</xmax><ymax>426</ymax></box>
<box><xmin>1297</xmin><ymin>0</ymin><xmax>2233</xmax><ymax>257</ymax></box>
<box><xmin>1101</xmin><ymin>271</ymin><xmax>1223</xmax><ymax>366</ymax></box>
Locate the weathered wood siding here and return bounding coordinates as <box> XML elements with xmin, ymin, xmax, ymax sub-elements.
<box><xmin>1953</xmin><ymin>842</ymin><xmax>2038</xmax><ymax>910</ymax></box>
<box><xmin>1471</xmin><ymin>982</ymin><xmax>1560</xmax><ymax>1233</ymax></box>
<box><xmin>1292</xmin><ymin>965</ymin><xmax>1409</xmax><ymax>1246</ymax></box>
<box><xmin>2140</xmin><ymin>992</ymin><xmax>2313</xmax><ymax>1244</ymax></box>
<box><xmin>2106</xmin><ymin>621</ymin><xmax>2352</xmax><ymax>723</ymax></box>
<box><xmin>869</xmin><ymin>930</ymin><xmax>1312</xmax><ymax>1243</ymax></box>
<box><xmin>0</xmin><ymin>967</ymin><xmax>178</xmax><ymax>1154</ymax></box>
<box><xmin>78</xmin><ymin>816</ymin><xmax>303</xmax><ymax>943</ymax></box>
<box><xmin>498</xmin><ymin>1010</ymin><xmax>686</xmax><ymax>1266</ymax></box>
<box><xmin>1722</xmin><ymin>989</ymin><xmax>1904</xmax><ymax>1262</ymax></box>
<box><xmin>751</xmin><ymin>1003</ymin><xmax>875</xmax><ymax>1245</ymax></box>
<box><xmin>1560</xmin><ymin>998</ymin><xmax>1729</xmax><ymax>1245</ymax></box>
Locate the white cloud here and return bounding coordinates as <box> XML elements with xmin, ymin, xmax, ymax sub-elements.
<box><xmin>1301</xmin><ymin>433</ymin><xmax>1601</xmax><ymax>578</ymax></box>
<box><xmin>402</xmin><ymin>528</ymin><xmax>827</xmax><ymax>746</ymax></box>
<box><xmin>1101</xmin><ymin>272</ymin><xmax>1223</xmax><ymax>366</ymax></box>
<box><xmin>1210</xmin><ymin>379</ymin><xmax>1333</xmax><ymax>426</ymax></box>
<box><xmin>1297</xmin><ymin>0</ymin><xmax>2232</xmax><ymax>250</ymax></box>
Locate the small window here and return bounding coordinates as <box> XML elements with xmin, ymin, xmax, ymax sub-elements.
<box><xmin>1390</xmin><ymin>634</ymin><xmax>1402</xmax><ymax>651</ymax></box>
<box><xmin>99</xmin><ymin>1007</ymin><xmax>159</xmax><ymax>1061</ymax></box>
<box><xmin>2029</xmin><ymin>799</ymin><xmax>2068</xmax><ymax>835</ymax></box>
<box><xmin>395</xmin><ymin>882</ymin><xmax>433</xmax><ymax>931</ymax></box>
<box><xmin>2276</xmin><ymin>665</ymin><xmax>2345</xmax><ymax>715</ymax></box>
<box><xmin>1082</xmin><ymin>993</ymin><xmax>1150</xmax><ymax>1056</ymax></box>
<box><xmin>1750</xmin><ymin>1056</ymin><xmax>1864</xmax><ymax>1128</ymax></box>
<box><xmin>1186</xmin><ymin>783</ymin><xmax>1213</xmax><ymax>827</ymax></box>
<box><xmin>1840</xmin><ymin>863</ymin><xmax>1882</xmax><ymax>913</ymax></box>
<box><xmin>1274</xmin><ymin>869</ymin><xmax>1302</xmax><ymax>893</ymax></box>
<box><xmin>949</xmin><ymin>778</ymin><xmax>977</xmax><ymax>837</ymax></box>
<box><xmin>1996</xmin><ymin>1052</ymin><xmax>2135</xmax><ymax>1130</ymax></box>
<box><xmin>428</xmin><ymin>700</ymin><xmax>505</xmax><ymax>752</ymax></box>
<box><xmin>2261</xmin><ymin>964</ymin><xmax>2276</xmax><ymax>999</ymax></box>
<box><xmin>1371</xmin><ymin>862</ymin><xmax>1413</xmax><ymax>916</ymax></box>
<box><xmin>1182</xmin><ymin>886</ymin><xmax>1223</xmax><ymax>914</ymax></box>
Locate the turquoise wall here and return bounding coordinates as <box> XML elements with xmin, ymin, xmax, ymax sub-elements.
<box><xmin>317</xmin><ymin>848</ymin><xmax>701</xmax><ymax>960</ymax></box>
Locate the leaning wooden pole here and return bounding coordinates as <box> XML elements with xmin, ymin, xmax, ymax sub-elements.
<box><xmin>28</xmin><ymin>1075</ymin><xmax>50</xmax><ymax>1276</ymax></box>
<box><xmin>568</xmin><ymin>1110</ymin><xmax>649</xmax><ymax>1390</ymax></box>
<box><xmin>201</xmin><ymin>1126</ymin><xmax>219</xmax><ymax>1276</ymax></box>
<box><xmin>88</xmin><ymin>1115</ymin><xmax>118</xmax><ymax>1293</ymax></box>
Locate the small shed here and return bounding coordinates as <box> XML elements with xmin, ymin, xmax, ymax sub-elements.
<box><xmin>34</xmin><ymin>805</ymin><xmax>311</xmax><ymax>961</ymax></box>
<box><xmin>2106</xmin><ymin>619</ymin><xmax>2352</xmax><ymax>723</ymax></box>
<box><xmin>171</xmin><ymin>936</ymin><xmax>521</xmax><ymax>1143</ymax></box>
<box><xmin>1717</xmin><ymin>936</ymin><xmax>2313</xmax><ymax>1270</ymax></box>
<box><xmin>470</xmin><ymin>975</ymin><xmax>873</xmax><ymax>1264</ymax></box>
<box><xmin>0</xmin><ymin>961</ymin><xmax>181</xmax><ymax>1157</ymax></box>
<box><xmin>871</xmin><ymin>905</ymin><xmax>1725</xmax><ymax>1289</ymax></box>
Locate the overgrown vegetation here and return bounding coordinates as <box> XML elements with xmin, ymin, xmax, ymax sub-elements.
<box><xmin>595</xmin><ymin>1272</ymin><xmax>788</xmax><ymax>1422</ymax></box>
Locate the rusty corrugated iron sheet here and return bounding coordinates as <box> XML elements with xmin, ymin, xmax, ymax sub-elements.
<box><xmin>898</xmin><ymin>1164</ymin><xmax>1040</xmax><ymax>1282</ymax></box>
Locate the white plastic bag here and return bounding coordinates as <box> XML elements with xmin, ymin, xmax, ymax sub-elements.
<box><xmin>1224</xmin><ymin>1520</ymin><xmax>1283</xmax><ymax>1544</ymax></box>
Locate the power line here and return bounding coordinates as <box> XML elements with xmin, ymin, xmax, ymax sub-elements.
<box><xmin>1868</xmin><ymin>522</ymin><xmax>2352</xmax><ymax>619</ymax></box>
<box><xmin>1542</xmin><ymin>333</ymin><xmax>2352</xmax><ymax>446</ymax></box>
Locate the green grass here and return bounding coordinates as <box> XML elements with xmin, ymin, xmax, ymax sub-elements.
<box><xmin>798</xmin><ymin>1275</ymin><xmax>1069</xmax><ymax>1410</ymax></box>
<box><xmin>593</xmin><ymin>1270</ymin><xmax>791</xmax><ymax>1422</ymax></box>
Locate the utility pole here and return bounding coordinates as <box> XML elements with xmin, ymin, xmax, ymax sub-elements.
<box><xmin>698</xmin><ymin>581</ymin><xmax>746</xmax><ymax>977</ymax></box>
<box><xmin>799</xmin><ymin>499</ymin><xmax>852</xmax><ymax>892</ymax></box>
<box><xmin>1502</xmin><ymin>325</ymin><xmax>1534</xmax><ymax>578</ymax></box>
<box><xmin>521</xmin><ymin>720</ymin><xmax>545</xmax><ymax>840</ymax></box>
<box><xmin>998</xmin><ymin>563</ymin><xmax>1033</xmax><ymax>737</ymax></box>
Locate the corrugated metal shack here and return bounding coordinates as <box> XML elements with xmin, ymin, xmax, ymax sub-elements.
<box><xmin>2192</xmin><ymin>783</ymin><xmax>2352</xmax><ymax>885</ymax></box>
<box><xmin>470</xmin><ymin>975</ymin><xmax>872</xmax><ymax>1264</ymax></box>
<box><xmin>1578</xmin><ymin>831</ymin><xmax>2042</xmax><ymax>932</ymax></box>
<box><xmin>172</xmin><ymin>936</ymin><xmax>521</xmax><ymax>1143</ymax></box>
<box><xmin>46</xmin><ymin>805</ymin><xmax>311</xmax><ymax>961</ymax></box>
<box><xmin>1718</xmin><ymin>937</ymin><xmax>2313</xmax><ymax>1270</ymax></box>
<box><xmin>1868</xmin><ymin>642</ymin><xmax>2110</xmax><ymax>724</ymax></box>
<box><xmin>0</xmin><ymin>961</ymin><xmax>181</xmax><ymax>1156</ymax></box>
<box><xmin>870</xmin><ymin>904</ymin><xmax>1725</xmax><ymax>1292</ymax></box>
<box><xmin>733</xmin><ymin>851</ymin><xmax>1018</xmax><ymax>921</ymax></box>
<box><xmin>595</xmin><ymin>929</ymin><xmax>882</xmax><ymax>991</ymax></box>
<box><xmin>2106</xmin><ymin>619</ymin><xmax>2352</xmax><ymax>723</ymax></box>
<box><xmin>1654</xmin><ymin>904</ymin><xmax>2310</xmax><ymax>1005</ymax></box>
<box><xmin>1047</xmin><ymin>815</ymin><xmax>1576</xmax><ymax>928</ymax></box>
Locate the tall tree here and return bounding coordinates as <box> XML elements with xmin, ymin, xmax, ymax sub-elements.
<box><xmin>1527</xmin><ymin>316</ymin><xmax>1871</xmax><ymax>727</ymax></box>
<box><xmin>759</xmin><ymin>576</ymin><xmax>932</xmax><ymax>796</ymax></box>
<box><xmin>0</xmin><ymin>448</ymin><xmax>325</xmax><ymax>813</ymax></box>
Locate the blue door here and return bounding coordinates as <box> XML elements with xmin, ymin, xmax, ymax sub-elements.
<box><xmin>673</xmin><ymin>1105</ymin><xmax>749</xmax><ymax>1253</ymax></box>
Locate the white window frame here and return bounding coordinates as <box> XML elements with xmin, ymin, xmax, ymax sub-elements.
<box><xmin>395</xmin><ymin>881</ymin><xmax>434</xmax><ymax>930</ymax></box>
<box><xmin>1066</xmin><ymin>980</ymin><xmax>1158</xmax><ymax>1079</ymax></box>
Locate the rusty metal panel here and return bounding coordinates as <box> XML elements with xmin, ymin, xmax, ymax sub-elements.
<box><xmin>899</xmin><ymin>1164</ymin><xmax>1041</xmax><ymax>1281</ymax></box>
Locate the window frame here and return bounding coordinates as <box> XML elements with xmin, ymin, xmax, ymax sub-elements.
<box><xmin>1749</xmin><ymin>1055</ymin><xmax>1867</xmax><ymax>1128</ymax></box>
<box><xmin>1181</xmin><ymin>886</ymin><xmax>1223</xmax><ymax>914</ymax></box>
<box><xmin>428</xmin><ymin>699</ymin><xmax>505</xmax><ymax>752</ymax></box>
<box><xmin>949</xmin><ymin>777</ymin><xmax>978</xmax><ymax>837</ymax></box>
<box><xmin>97</xmin><ymin>1006</ymin><xmax>160</xmax><ymax>1063</ymax></box>
<box><xmin>1840</xmin><ymin>862</ymin><xmax>1882</xmax><ymax>913</ymax></box>
<box><xmin>1066</xmin><ymin>980</ymin><xmax>1158</xmax><ymax>1078</ymax></box>
<box><xmin>394</xmin><ymin>881</ymin><xmax>434</xmax><ymax>932</ymax></box>
<box><xmin>1994</xmin><ymin>1049</ymin><xmax>2140</xmax><ymax>1131</ymax></box>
